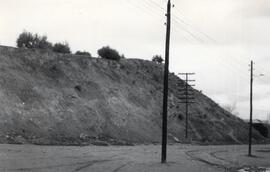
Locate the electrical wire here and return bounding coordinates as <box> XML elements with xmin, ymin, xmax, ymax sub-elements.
<box><xmin>123</xmin><ymin>0</ymin><xmax>268</xmax><ymax>111</ymax></box>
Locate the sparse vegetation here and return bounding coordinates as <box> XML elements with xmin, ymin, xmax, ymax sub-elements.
<box><xmin>16</xmin><ymin>31</ymin><xmax>52</xmax><ymax>49</ymax></box>
<box><xmin>0</xmin><ymin>45</ymin><xmax>267</xmax><ymax>145</ymax></box>
<box><xmin>97</xmin><ymin>46</ymin><xmax>122</xmax><ymax>61</ymax></box>
<box><xmin>178</xmin><ymin>114</ymin><xmax>183</xmax><ymax>120</ymax></box>
<box><xmin>253</xmin><ymin>123</ymin><xmax>268</xmax><ymax>138</ymax></box>
<box><xmin>121</xmin><ymin>54</ymin><xmax>126</xmax><ymax>59</ymax></box>
<box><xmin>53</xmin><ymin>42</ymin><xmax>71</xmax><ymax>54</ymax></box>
<box><xmin>74</xmin><ymin>85</ymin><xmax>82</xmax><ymax>92</ymax></box>
<box><xmin>223</xmin><ymin>102</ymin><xmax>239</xmax><ymax>116</ymax></box>
<box><xmin>37</xmin><ymin>36</ymin><xmax>53</xmax><ymax>49</ymax></box>
<box><xmin>75</xmin><ymin>51</ymin><xmax>91</xmax><ymax>56</ymax></box>
<box><xmin>16</xmin><ymin>31</ymin><xmax>72</xmax><ymax>54</ymax></box>
<box><xmin>152</xmin><ymin>55</ymin><xmax>164</xmax><ymax>64</ymax></box>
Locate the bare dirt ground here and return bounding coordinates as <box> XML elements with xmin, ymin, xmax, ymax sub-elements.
<box><xmin>0</xmin><ymin>144</ymin><xmax>269</xmax><ymax>172</ymax></box>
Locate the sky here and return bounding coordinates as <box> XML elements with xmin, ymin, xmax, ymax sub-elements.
<box><xmin>0</xmin><ymin>0</ymin><xmax>270</xmax><ymax>120</ymax></box>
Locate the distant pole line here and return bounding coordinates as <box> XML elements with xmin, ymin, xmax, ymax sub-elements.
<box><xmin>178</xmin><ymin>73</ymin><xmax>195</xmax><ymax>139</ymax></box>
<box><xmin>248</xmin><ymin>60</ymin><xmax>253</xmax><ymax>156</ymax></box>
<box><xmin>161</xmin><ymin>0</ymin><xmax>171</xmax><ymax>164</ymax></box>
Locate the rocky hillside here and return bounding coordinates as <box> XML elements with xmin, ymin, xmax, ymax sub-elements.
<box><xmin>0</xmin><ymin>46</ymin><xmax>266</xmax><ymax>145</ymax></box>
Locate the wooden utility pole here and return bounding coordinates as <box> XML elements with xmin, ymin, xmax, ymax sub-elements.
<box><xmin>185</xmin><ymin>73</ymin><xmax>189</xmax><ymax>139</ymax></box>
<box><xmin>178</xmin><ymin>73</ymin><xmax>195</xmax><ymax>139</ymax></box>
<box><xmin>248</xmin><ymin>60</ymin><xmax>253</xmax><ymax>156</ymax></box>
<box><xmin>161</xmin><ymin>0</ymin><xmax>171</xmax><ymax>164</ymax></box>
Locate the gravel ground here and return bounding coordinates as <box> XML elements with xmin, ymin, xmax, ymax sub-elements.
<box><xmin>0</xmin><ymin>144</ymin><xmax>269</xmax><ymax>172</ymax></box>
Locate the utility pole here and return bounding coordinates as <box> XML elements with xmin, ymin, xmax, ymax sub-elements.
<box><xmin>178</xmin><ymin>73</ymin><xmax>195</xmax><ymax>139</ymax></box>
<box><xmin>161</xmin><ymin>0</ymin><xmax>171</xmax><ymax>164</ymax></box>
<box><xmin>248</xmin><ymin>60</ymin><xmax>253</xmax><ymax>157</ymax></box>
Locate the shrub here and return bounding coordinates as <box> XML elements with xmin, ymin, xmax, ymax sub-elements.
<box><xmin>120</xmin><ymin>54</ymin><xmax>126</xmax><ymax>59</ymax></box>
<box><xmin>16</xmin><ymin>31</ymin><xmax>52</xmax><ymax>49</ymax></box>
<box><xmin>16</xmin><ymin>31</ymin><xmax>34</xmax><ymax>48</ymax></box>
<box><xmin>97</xmin><ymin>46</ymin><xmax>122</xmax><ymax>61</ymax></box>
<box><xmin>253</xmin><ymin>123</ymin><xmax>268</xmax><ymax>138</ymax></box>
<box><xmin>53</xmin><ymin>42</ymin><xmax>71</xmax><ymax>54</ymax></box>
<box><xmin>152</xmin><ymin>55</ymin><xmax>164</xmax><ymax>64</ymax></box>
<box><xmin>178</xmin><ymin>114</ymin><xmax>183</xmax><ymax>120</ymax></box>
<box><xmin>75</xmin><ymin>51</ymin><xmax>91</xmax><ymax>56</ymax></box>
<box><xmin>36</xmin><ymin>35</ymin><xmax>52</xmax><ymax>49</ymax></box>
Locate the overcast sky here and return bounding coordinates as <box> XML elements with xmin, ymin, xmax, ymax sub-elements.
<box><xmin>1</xmin><ymin>0</ymin><xmax>270</xmax><ymax>120</ymax></box>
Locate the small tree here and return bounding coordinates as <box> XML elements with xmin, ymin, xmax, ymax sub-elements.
<box><xmin>16</xmin><ymin>31</ymin><xmax>34</xmax><ymax>48</ymax></box>
<box><xmin>16</xmin><ymin>31</ymin><xmax>52</xmax><ymax>49</ymax></box>
<box><xmin>152</xmin><ymin>55</ymin><xmax>164</xmax><ymax>64</ymax></box>
<box><xmin>36</xmin><ymin>35</ymin><xmax>52</xmax><ymax>49</ymax></box>
<box><xmin>53</xmin><ymin>42</ymin><xmax>71</xmax><ymax>54</ymax></box>
<box><xmin>120</xmin><ymin>54</ymin><xmax>126</xmax><ymax>59</ymax></box>
<box><xmin>75</xmin><ymin>51</ymin><xmax>91</xmax><ymax>56</ymax></box>
<box><xmin>97</xmin><ymin>46</ymin><xmax>122</xmax><ymax>61</ymax></box>
<box><xmin>223</xmin><ymin>102</ymin><xmax>239</xmax><ymax>116</ymax></box>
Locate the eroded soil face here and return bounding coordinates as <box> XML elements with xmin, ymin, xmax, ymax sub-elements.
<box><xmin>0</xmin><ymin>46</ymin><xmax>267</xmax><ymax>145</ymax></box>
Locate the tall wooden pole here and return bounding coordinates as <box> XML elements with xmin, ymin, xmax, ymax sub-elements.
<box><xmin>185</xmin><ymin>73</ymin><xmax>188</xmax><ymax>139</ymax></box>
<box><xmin>178</xmin><ymin>73</ymin><xmax>195</xmax><ymax>139</ymax></box>
<box><xmin>248</xmin><ymin>60</ymin><xmax>253</xmax><ymax>156</ymax></box>
<box><xmin>161</xmin><ymin>0</ymin><xmax>171</xmax><ymax>163</ymax></box>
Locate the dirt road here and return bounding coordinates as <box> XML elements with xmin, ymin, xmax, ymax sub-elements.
<box><xmin>0</xmin><ymin>144</ymin><xmax>269</xmax><ymax>172</ymax></box>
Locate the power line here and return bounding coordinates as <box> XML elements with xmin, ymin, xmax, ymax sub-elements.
<box><xmin>172</xmin><ymin>18</ymin><xmax>205</xmax><ymax>43</ymax></box>
<box><xmin>143</xmin><ymin>1</ymin><xmax>253</xmax><ymax>78</ymax></box>
<box><xmin>138</xmin><ymin>0</ymin><xmax>204</xmax><ymax>43</ymax></box>
<box><xmin>126</xmin><ymin>0</ymin><xmax>264</xmax><ymax>94</ymax></box>
<box><xmin>126</xmin><ymin>0</ymin><xmax>158</xmax><ymax>17</ymax></box>
<box><xmin>138</xmin><ymin>0</ymin><xmax>209</xmax><ymax>43</ymax></box>
<box><xmin>173</xmin><ymin>6</ymin><xmax>218</xmax><ymax>43</ymax></box>
<box><xmin>130</xmin><ymin>0</ymin><xmax>265</xmax><ymax>82</ymax></box>
<box><xmin>147</xmin><ymin>0</ymin><xmax>217</xmax><ymax>43</ymax></box>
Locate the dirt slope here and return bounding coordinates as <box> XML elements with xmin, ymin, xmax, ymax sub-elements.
<box><xmin>0</xmin><ymin>46</ymin><xmax>265</xmax><ymax>145</ymax></box>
